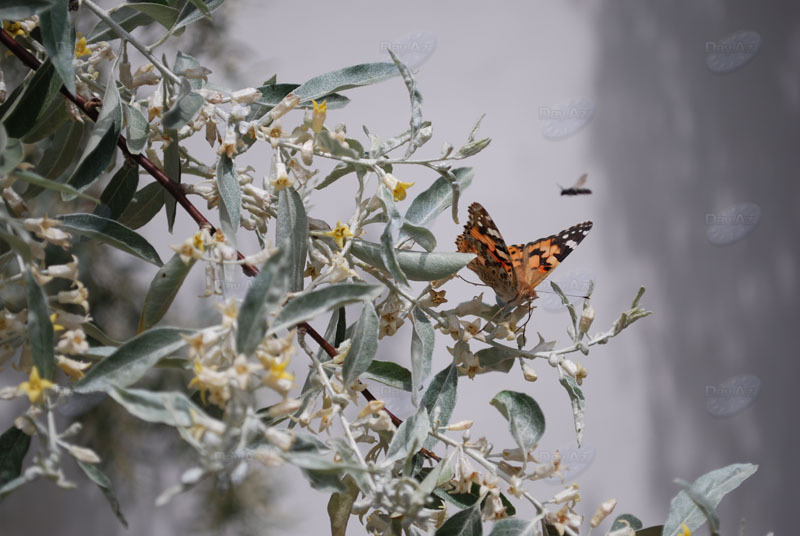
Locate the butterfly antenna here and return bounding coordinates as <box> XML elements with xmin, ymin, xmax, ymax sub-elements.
<box><xmin>457</xmin><ymin>274</ymin><xmax>490</xmax><ymax>288</ymax></box>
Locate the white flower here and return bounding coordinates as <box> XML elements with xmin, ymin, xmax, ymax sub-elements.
<box><xmin>23</xmin><ymin>217</ymin><xmax>71</xmax><ymax>248</ymax></box>
<box><xmin>57</xmin><ymin>282</ymin><xmax>89</xmax><ymax>313</ymax></box>
<box><xmin>56</xmin><ymin>328</ymin><xmax>89</xmax><ymax>355</ymax></box>
<box><xmin>324</xmin><ymin>254</ymin><xmax>359</xmax><ymax>283</ymax></box>
<box><xmin>270</xmin><ymin>162</ymin><xmax>293</xmax><ymax>190</ymax></box>
<box><xmin>590</xmin><ymin>498</ymin><xmax>617</xmax><ymax>527</ymax></box>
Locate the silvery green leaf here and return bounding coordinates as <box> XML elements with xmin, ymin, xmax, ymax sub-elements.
<box><xmin>385</xmin><ymin>407</ymin><xmax>429</xmax><ymax>465</ymax></box>
<box><xmin>277</xmin><ymin>188</ymin><xmax>308</xmax><ymax>292</ymax></box>
<box><xmin>294</xmin><ymin>62</ymin><xmax>400</xmax><ymax>103</ymax></box>
<box><xmin>410</xmin><ymin>309</ymin><xmax>434</xmax><ymax>405</ymax></box>
<box><xmin>138</xmin><ymin>253</ymin><xmax>196</xmax><ymax>332</ymax></box>
<box><xmin>39</xmin><ymin>0</ymin><xmax>76</xmax><ymax>94</ymax></box>
<box><xmin>559</xmin><ymin>376</ymin><xmax>585</xmax><ymax>444</ymax></box>
<box><xmin>327</xmin><ymin>475</ymin><xmax>359</xmax><ymax>536</ymax></box>
<box><xmin>57</xmin><ymin>213</ymin><xmax>163</xmax><ymax>266</ymax></box>
<box><xmin>268</xmin><ymin>283</ymin><xmax>382</xmax><ymax>335</ymax></box>
<box><xmin>376</xmin><ymin>185</ymin><xmax>409</xmax><ymax>288</ymax></box>
<box><xmin>454</xmin><ymin>137</ymin><xmax>491</xmax><ymax>159</ymax></box>
<box><xmin>216</xmin><ymin>154</ymin><xmax>240</xmax><ymax>245</ymax></box>
<box><xmin>0</xmin><ymin>228</ymin><xmax>32</xmax><ymax>263</ymax></box>
<box><xmin>236</xmin><ymin>249</ymin><xmax>289</xmax><ymax>355</ymax></box>
<box><xmin>82</xmin><ymin>324</ymin><xmax>122</xmax><ymax>347</ymax></box>
<box><xmin>663</xmin><ymin>464</ymin><xmax>757</xmax><ymax>536</ymax></box>
<box><xmin>0</xmin><ymin>0</ymin><xmax>57</xmax><ymax>19</ymax></box>
<box><xmin>610</xmin><ymin>514</ymin><xmax>643</xmax><ymax>532</ymax></box>
<box><xmin>434</xmin><ymin>502</ymin><xmax>482</xmax><ymax>536</ymax></box>
<box><xmin>490</xmin><ymin>390</ymin><xmax>545</xmax><ymax>455</ymax></box>
<box><xmin>315</xmin><ymin>162</ymin><xmax>356</xmax><ymax>190</ymax></box>
<box><xmin>488</xmin><ymin>519</ymin><xmax>540</xmax><ymax>536</ymax></box>
<box><xmin>124</xmin><ymin>2</ymin><xmax>179</xmax><ymax>30</ymax></box>
<box><xmin>88</xmin><ymin>6</ymin><xmax>154</xmax><ymax>43</ymax></box>
<box><xmin>11</xmin><ymin>169</ymin><xmax>100</xmax><ymax>203</ymax></box>
<box><xmin>109</xmin><ymin>386</ymin><xmax>206</xmax><ymax>428</ymax></box>
<box><xmin>404</xmin><ymin>167</ymin><xmax>474</xmax><ymax>230</ymax></box>
<box><xmin>253</xmin><ymin>83</ymin><xmax>349</xmax><ymax>111</ymax></box>
<box><xmin>98</xmin><ymin>162</ymin><xmax>138</xmax><ymax>220</ymax></box>
<box><xmin>163</xmin><ymin>130</ymin><xmax>180</xmax><ymax>232</ymax></box>
<box><xmin>24</xmin><ymin>269</ymin><xmax>55</xmax><ymax>379</ymax></box>
<box><xmin>674</xmin><ymin>478</ymin><xmax>720</xmax><ymax>533</ymax></box>
<box><xmin>549</xmin><ymin>281</ymin><xmax>577</xmax><ymax>328</ymax></box>
<box><xmin>66</xmin><ymin>73</ymin><xmax>122</xmax><ymax>194</ymax></box>
<box><xmin>342</xmin><ymin>301</ymin><xmax>379</xmax><ymax>386</ymax></box>
<box><xmin>0</xmin><ymin>133</ymin><xmax>23</xmax><ymax>175</ymax></box>
<box><xmin>173</xmin><ymin>51</ymin><xmax>205</xmax><ymax>90</ymax></box>
<box><xmin>351</xmin><ymin>240</ymin><xmax>474</xmax><ymax>281</ymax></box>
<box><xmin>362</xmin><ymin>361</ymin><xmax>412</xmax><ymax>391</ymax></box>
<box><xmin>475</xmin><ymin>347</ymin><xmax>517</xmax><ymax>374</ymax></box>
<box><xmin>123</xmin><ymin>103</ymin><xmax>148</xmax><ymax>154</ymax></box>
<box><xmin>172</xmin><ymin>0</ymin><xmax>224</xmax><ymax>31</ymax></box>
<box><xmin>455</xmin><ymin>114</ymin><xmax>490</xmax><ymax>159</ymax></box>
<box><xmin>3</xmin><ymin>60</ymin><xmax>62</xmax><ymax>140</ymax></box>
<box><xmin>34</xmin><ymin>118</ymin><xmax>85</xmax><ymax>181</ymax></box>
<box><xmin>611</xmin><ymin>287</ymin><xmax>652</xmax><ymax>336</ymax></box>
<box><xmin>315</xmin><ymin>130</ymin><xmax>359</xmax><ymax>159</ymax></box>
<box><xmin>20</xmin><ymin>95</ymin><xmax>69</xmax><ymax>144</ymax></box>
<box><xmin>162</xmin><ymin>79</ymin><xmax>203</xmax><ymax>130</ymax></box>
<box><xmin>74</xmin><ymin>328</ymin><xmax>191</xmax><ymax>393</ymax></box>
<box><xmin>385</xmin><ymin>49</ymin><xmax>424</xmax><ymax>158</ymax></box>
<box><xmin>0</xmin><ymin>427</ymin><xmax>30</xmax><ymax>490</ymax></box>
<box><xmin>117</xmin><ymin>182</ymin><xmax>165</xmax><ymax>229</ymax></box>
<box><xmin>421</xmin><ymin>363</ymin><xmax>458</xmax><ymax>444</ymax></box>
<box><xmin>400</xmin><ymin>221</ymin><xmax>436</xmax><ymax>252</ymax></box>
<box><xmin>418</xmin><ymin>450</ymin><xmax>456</xmax><ymax>496</ymax></box>
<box><xmin>303</xmin><ymin>469</ymin><xmax>347</xmax><ymax>493</ymax></box>
<box><xmin>76</xmin><ymin>460</ymin><xmax>128</xmax><ymax>528</ymax></box>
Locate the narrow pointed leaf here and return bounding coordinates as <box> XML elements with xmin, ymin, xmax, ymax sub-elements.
<box><xmin>0</xmin><ymin>427</ymin><xmax>30</xmax><ymax>488</ymax></box>
<box><xmin>76</xmin><ymin>460</ymin><xmax>128</xmax><ymax>527</ymax></box>
<box><xmin>435</xmin><ymin>502</ymin><xmax>482</xmax><ymax>536</ymax></box>
<box><xmin>98</xmin><ymin>163</ymin><xmax>139</xmax><ymax>220</ymax></box>
<box><xmin>404</xmin><ymin>167</ymin><xmax>474</xmax><ymax>229</ymax></box>
<box><xmin>118</xmin><ymin>182</ymin><xmax>165</xmax><ymax>229</ymax></box>
<box><xmin>216</xmin><ymin>154</ymin><xmax>240</xmax><ymax>244</ymax></box>
<box><xmin>410</xmin><ymin>308</ymin><xmax>434</xmax><ymax>405</ymax></box>
<box><xmin>351</xmin><ymin>239</ymin><xmax>474</xmax><ymax>281</ymax></box>
<box><xmin>74</xmin><ymin>328</ymin><xmax>191</xmax><ymax>393</ymax></box>
<box><xmin>385</xmin><ymin>407</ymin><xmax>430</xmax><ymax>465</ymax></box>
<box><xmin>123</xmin><ymin>103</ymin><xmax>149</xmax><ymax>154</ymax></box>
<box><xmin>39</xmin><ymin>0</ymin><xmax>76</xmax><ymax>94</ymax></box>
<box><xmin>109</xmin><ymin>386</ymin><xmax>207</xmax><ymax>427</ymax></box>
<box><xmin>57</xmin><ymin>213</ymin><xmax>163</xmax><ymax>266</ymax></box>
<box><xmin>294</xmin><ymin>62</ymin><xmax>400</xmax><ymax>103</ymax></box>
<box><xmin>277</xmin><ymin>188</ymin><xmax>308</xmax><ymax>292</ymax></box>
<box><xmin>66</xmin><ymin>74</ymin><xmax>121</xmax><ymax>193</ymax></box>
<box><xmin>24</xmin><ymin>269</ymin><xmax>55</xmax><ymax>379</ymax></box>
<box><xmin>138</xmin><ymin>253</ymin><xmax>196</xmax><ymax>332</ymax></box>
<box><xmin>268</xmin><ymin>283</ymin><xmax>382</xmax><ymax>335</ymax></box>
<box><xmin>663</xmin><ymin>464</ymin><xmax>757</xmax><ymax>536</ymax></box>
<box><xmin>559</xmin><ymin>376</ymin><xmax>586</xmax><ymax>444</ymax></box>
<box><xmin>342</xmin><ymin>301</ymin><xmax>379</xmax><ymax>386</ymax></box>
<box><xmin>236</xmin><ymin>249</ymin><xmax>289</xmax><ymax>355</ymax></box>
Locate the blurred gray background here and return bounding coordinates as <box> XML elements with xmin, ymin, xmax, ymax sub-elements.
<box><xmin>1</xmin><ymin>0</ymin><xmax>797</xmax><ymax>534</ymax></box>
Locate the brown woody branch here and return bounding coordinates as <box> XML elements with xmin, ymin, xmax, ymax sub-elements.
<box><xmin>0</xmin><ymin>29</ymin><xmax>440</xmax><ymax>461</ymax></box>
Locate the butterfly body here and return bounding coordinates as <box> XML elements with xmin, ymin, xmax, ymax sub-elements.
<box><xmin>456</xmin><ymin>203</ymin><xmax>592</xmax><ymax>307</ymax></box>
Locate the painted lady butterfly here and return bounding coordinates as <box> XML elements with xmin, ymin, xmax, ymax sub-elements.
<box><xmin>456</xmin><ymin>202</ymin><xmax>592</xmax><ymax>306</ymax></box>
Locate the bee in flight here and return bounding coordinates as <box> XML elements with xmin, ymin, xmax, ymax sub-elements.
<box><xmin>559</xmin><ymin>173</ymin><xmax>592</xmax><ymax>196</ymax></box>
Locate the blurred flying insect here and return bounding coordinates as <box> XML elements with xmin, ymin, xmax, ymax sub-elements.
<box><xmin>559</xmin><ymin>173</ymin><xmax>592</xmax><ymax>196</ymax></box>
